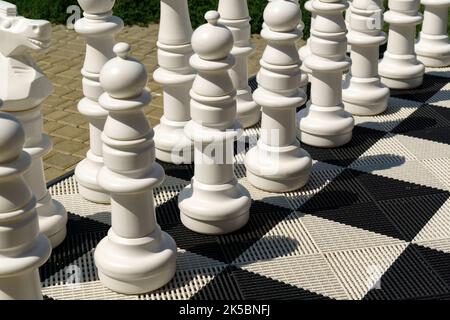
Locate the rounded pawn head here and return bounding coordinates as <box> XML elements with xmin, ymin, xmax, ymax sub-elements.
<box><xmin>77</xmin><ymin>0</ymin><xmax>115</xmax><ymax>14</ymax></box>
<box><xmin>264</xmin><ymin>0</ymin><xmax>301</xmax><ymax>32</ymax></box>
<box><xmin>0</xmin><ymin>112</ymin><xmax>25</xmax><ymax>163</ymax></box>
<box><xmin>100</xmin><ymin>42</ymin><xmax>148</xmax><ymax>99</ymax></box>
<box><xmin>191</xmin><ymin>11</ymin><xmax>234</xmax><ymax>61</ymax></box>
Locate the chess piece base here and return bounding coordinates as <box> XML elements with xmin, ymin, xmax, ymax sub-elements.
<box><xmin>0</xmin><ymin>270</ymin><xmax>43</xmax><ymax>300</ymax></box>
<box><xmin>154</xmin><ymin>117</ymin><xmax>194</xmax><ymax>164</ymax></box>
<box><xmin>343</xmin><ymin>77</ymin><xmax>390</xmax><ymax>116</ymax></box>
<box><xmin>298</xmin><ymin>104</ymin><xmax>354</xmax><ymax>148</ymax></box>
<box><xmin>417</xmin><ymin>54</ymin><xmax>450</xmax><ymax>68</ymax></box>
<box><xmin>95</xmin><ymin>228</ymin><xmax>177</xmax><ymax>295</ymax></box>
<box><xmin>380</xmin><ymin>75</ymin><xmax>423</xmax><ymax>90</ymax></box>
<box><xmin>37</xmin><ymin>194</ymin><xmax>68</xmax><ymax>248</ymax></box>
<box><xmin>236</xmin><ymin>90</ymin><xmax>261</xmax><ymax>128</ymax></box>
<box><xmin>245</xmin><ymin>142</ymin><xmax>312</xmax><ymax>192</ymax></box>
<box><xmin>75</xmin><ymin>153</ymin><xmax>111</xmax><ymax>204</ymax></box>
<box><xmin>179</xmin><ymin>179</ymin><xmax>251</xmax><ymax>235</ymax></box>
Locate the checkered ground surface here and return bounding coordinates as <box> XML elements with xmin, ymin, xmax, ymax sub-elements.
<box><xmin>40</xmin><ymin>68</ymin><xmax>450</xmax><ymax>300</ymax></box>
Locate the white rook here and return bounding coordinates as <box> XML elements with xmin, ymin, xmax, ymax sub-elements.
<box><xmin>154</xmin><ymin>0</ymin><xmax>196</xmax><ymax>164</ymax></box>
<box><xmin>74</xmin><ymin>0</ymin><xmax>124</xmax><ymax>203</ymax></box>
<box><xmin>0</xmin><ymin>1</ymin><xmax>67</xmax><ymax>248</ymax></box>
<box><xmin>0</xmin><ymin>112</ymin><xmax>51</xmax><ymax>300</ymax></box>
<box><xmin>379</xmin><ymin>0</ymin><xmax>424</xmax><ymax>89</ymax></box>
<box><xmin>179</xmin><ymin>11</ymin><xmax>251</xmax><ymax>235</ymax></box>
<box><xmin>218</xmin><ymin>0</ymin><xmax>261</xmax><ymax>128</ymax></box>
<box><xmin>94</xmin><ymin>43</ymin><xmax>177</xmax><ymax>294</ymax></box>
<box><xmin>298</xmin><ymin>0</ymin><xmax>354</xmax><ymax>148</ymax></box>
<box><xmin>415</xmin><ymin>0</ymin><xmax>450</xmax><ymax>67</ymax></box>
<box><xmin>245</xmin><ymin>0</ymin><xmax>312</xmax><ymax>192</ymax></box>
<box><xmin>343</xmin><ymin>0</ymin><xmax>390</xmax><ymax>116</ymax></box>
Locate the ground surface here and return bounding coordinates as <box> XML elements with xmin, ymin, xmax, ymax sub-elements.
<box><xmin>41</xmin><ymin>71</ymin><xmax>450</xmax><ymax>300</ymax></box>
<box><xmin>35</xmin><ymin>24</ymin><xmax>273</xmax><ymax>181</ymax></box>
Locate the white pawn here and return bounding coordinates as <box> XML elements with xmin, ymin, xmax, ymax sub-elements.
<box><xmin>415</xmin><ymin>0</ymin><xmax>450</xmax><ymax>67</ymax></box>
<box><xmin>179</xmin><ymin>11</ymin><xmax>251</xmax><ymax>235</ymax></box>
<box><xmin>0</xmin><ymin>112</ymin><xmax>51</xmax><ymax>300</ymax></box>
<box><xmin>298</xmin><ymin>0</ymin><xmax>354</xmax><ymax>148</ymax></box>
<box><xmin>74</xmin><ymin>0</ymin><xmax>124</xmax><ymax>203</ymax></box>
<box><xmin>0</xmin><ymin>2</ymin><xmax>67</xmax><ymax>248</ymax></box>
<box><xmin>153</xmin><ymin>0</ymin><xmax>195</xmax><ymax>164</ymax></box>
<box><xmin>343</xmin><ymin>0</ymin><xmax>390</xmax><ymax>116</ymax></box>
<box><xmin>218</xmin><ymin>0</ymin><xmax>261</xmax><ymax>128</ymax></box>
<box><xmin>94</xmin><ymin>43</ymin><xmax>177</xmax><ymax>294</ymax></box>
<box><xmin>298</xmin><ymin>0</ymin><xmax>317</xmax><ymax>83</ymax></box>
<box><xmin>245</xmin><ymin>0</ymin><xmax>312</xmax><ymax>192</ymax></box>
<box><xmin>379</xmin><ymin>0</ymin><xmax>424</xmax><ymax>89</ymax></box>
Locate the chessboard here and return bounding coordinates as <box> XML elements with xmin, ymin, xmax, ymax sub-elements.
<box><xmin>40</xmin><ymin>68</ymin><xmax>450</xmax><ymax>301</ymax></box>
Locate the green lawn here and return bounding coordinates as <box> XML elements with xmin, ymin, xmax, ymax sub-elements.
<box><xmin>6</xmin><ymin>0</ymin><xmax>450</xmax><ymax>39</ymax></box>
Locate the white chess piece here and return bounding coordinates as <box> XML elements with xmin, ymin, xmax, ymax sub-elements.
<box><xmin>74</xmin><ymin>0</ymin><xmax>124</xmax><ymax>203</ymax></box>
<box><xmin>343</xmin><ymin>0</ymin><xmax>390</xmax><ymax>116</ymax></box>
<box><xmin>153</xmin><ymin>0</ymin><xmax>195</xmax><ymax>164</ymax></box>
<box><xmin>218</xmin><ymin>0</ymin><xmax>261</xmax><ymax>128</ymax></box>
<box><xmin>379</xmin><ymin>0</ymin><xmax>424</xmax><ymax>89</ymax></box>
<box><xmin>346</xmin><ymin>0</ymin><xmax>353</xmax><ymax>52</ymax></box>
<box><xmin>179</xmin><ymin>11</ymin><xmax>251</xmax><ymax>235</ymax></box>
<box><xmin>94</xmin><ymin>43</ymin><xmax>176</xmax><ymax>294</ymax></box>
<box><xmin>245</xmin><ymin>0</ymin><xmax>312</xmax><ymax>192</ymax></box>
<box><xmin>0</xmin><ymin>111</ymin><xmax>51</xmax><ymax>300</ymax></box>
<box><xmin>0</xmin><ymin>1</ymin><xmax>67</xmax><ymax>248</ymax></box>
<box><xmin>298</xmin><ymin>0</ymin><xmax>316</xmax><ymax>83</ymax></box>
<box><xmin>415</xmin><ymin>0</ymin><xmax>450</xmax><ymax>67</ymax></box>
<box><xmin>298</xmin><ymin>0</ymin><xmax>355</xmax><ymax>148</ymax></box>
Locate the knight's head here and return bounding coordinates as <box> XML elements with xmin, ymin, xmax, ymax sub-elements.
<box><xmin>0</xmin><ymin>1</ymin><xmax>51</xmax><ymax>57</ymax></box>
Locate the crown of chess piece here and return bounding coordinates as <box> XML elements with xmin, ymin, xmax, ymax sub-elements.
<box><xmin>153</xmin><ymin>0</ymin><xmax>196</xmax><ymax>164</ymax></box>
<box><xmin>218</xmin><ymin>0</ymin><xmax>261</xmax><ymax>128</ymax></box>
<box><xmin>0</xmin><ymin>1</ymin><xmax>67</xmax><ymax>248</ymax></box>
<box><xmin>178</xmin><ymin>11</ymin><xmax>251</xmax><ymax>235</ymax></box>
<box><xmin>415</xmin><ymin>0</ymin><xmax>450</xmax><ymax>68</ymax></box>
<box><xmin>379</xmin><ymin>0</ymin><xmax>425</xmax><ymax>89</ymax></box>
<box><xmin>298</xmin><ymin>0</ymin><xmax>316</xmax><ymax>84</ymax></box>
<box><xmin>245</xmin><ymin>0</ymin><xmax>312</xmax><ymax>192</ymax></box>
<box><xmin>343</xmin><ymin>0</ymin><xmax>390</xmax><ymax>116</ymax></box>
<box><xmin>0</xmin><ymin>110</ymin><xmax>52</xmax><ymax>300</ymax></box>
<box><xmin>298</xmin><ymin>0</ymin><xmax>355</xmax><ymax>148</ymax></box>
<box><xmin>94</xmin><ymin>43</ymin><xmax>177</xmax><ymax>295</ymax></box>
<box><xmin>74</xmin><ymin>0</ymin><xmax>124</xmax><ymax>204</ymax></box>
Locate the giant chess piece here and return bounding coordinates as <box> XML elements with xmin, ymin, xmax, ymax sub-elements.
<box><xmin>245</xmin><ymin>0</ymin><xmax>312</xmax><ymax>192</ymax></box>
<box><xmin>0</xmin><ymin>111</ymin><xmax>51</xmax><ymax>300</ymax></box>
<box><xmin>218</xmin><ymin>0</ymin><xmax>261</xmax><ymax>128</ymax></box>
<box><xmin>74</xmin><ymin>0</ymin><xmax>124</xmax><ymax>203</ymax></box>
<box><xmin>343</xmin><ymin>0</ymin><xmax>390</xmax><ymax>116</ymax></box>
<box><xmin>179</xmin><ymin>12</ymin><xmax>251</xmax><ymax>235</ymax></box>
<box><xmin>0</xmin><ymin>2</ymin><xmax>67</xmax><ymax>248</ymax></box>
<box><xmin>379</xmin><ymin>0</ymin><xmax>424</xmax><ymax>89</ymax></box>
<box><xmin>415</xmin><ymin>0</ymin><xmax>450</xmax><ymax>67</ymax></box>
<box><xmin>345</xmin><ymin>0</ymin><xmax>353</xmax><ymax>52</ymax></box>
<box><xmin>153</xmin><ymin>0</ymin><xmax>195</xmax><ymax>164</ymax></box>
<box><xmin>298</xmin><ymin>0</ymin><xmax>355</xmax><ymax>148</ymax></box>
<box><xmin>298</xmin><ymin>0</ymin><xmax>316</xmax><ymax>83</ymax></box>
<box><xmin>94</xmin><ymin>43</ymin><xmax>177</xmax><ymax>294</ymax></box>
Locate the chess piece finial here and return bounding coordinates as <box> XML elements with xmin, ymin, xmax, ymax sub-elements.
<box><xmin>74</xmin><ymin>0</ymin><xmax>124</xmax><ymax>204</ymax></box>
<box><xmin>343</xmin><ymin>0</ymin><xmax>390</xmax><ymax>115</ymax></box>
<box><xmin>0</xmin><ymin>1</ymin><xmax>67</xmax><ymax>248</ymax></box>
<box><xmin>379</xmin><ymin>0</ymin><xmax>424</xmax><ymax>89</ymax></box>
<box><xmin>298</xmin><ymin>0</ymin><xmax>355</xmax><ymax>148</ymax></box>
<box><xmin>415</xmin><ymin>0</ymin><xmax>450</xmax><ymax>67</ymax></box>
<box><xmin>94</xmin><ymin>43</ymin><xmax>177</xmax><ymax>294</ymax></box>
<box><xmin>179</xmin><ymin>11</ymin><xmax>251</xmax><ymax>235</ymax></box>
<box><xmin>0</xmin><ymin>111</ymin><xmax>51</xmax><ymax>300</ymax></box>
<box><xmin>245</xmin><ymin>0</ymin><xmax>312</xmax><ymax>192</ymax></box>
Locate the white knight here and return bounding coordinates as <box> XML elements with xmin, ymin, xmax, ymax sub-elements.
<box><xmin>0</xmin><ymin>1</ymin><xmax>67</xmax><ymax>248</ymax></box>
